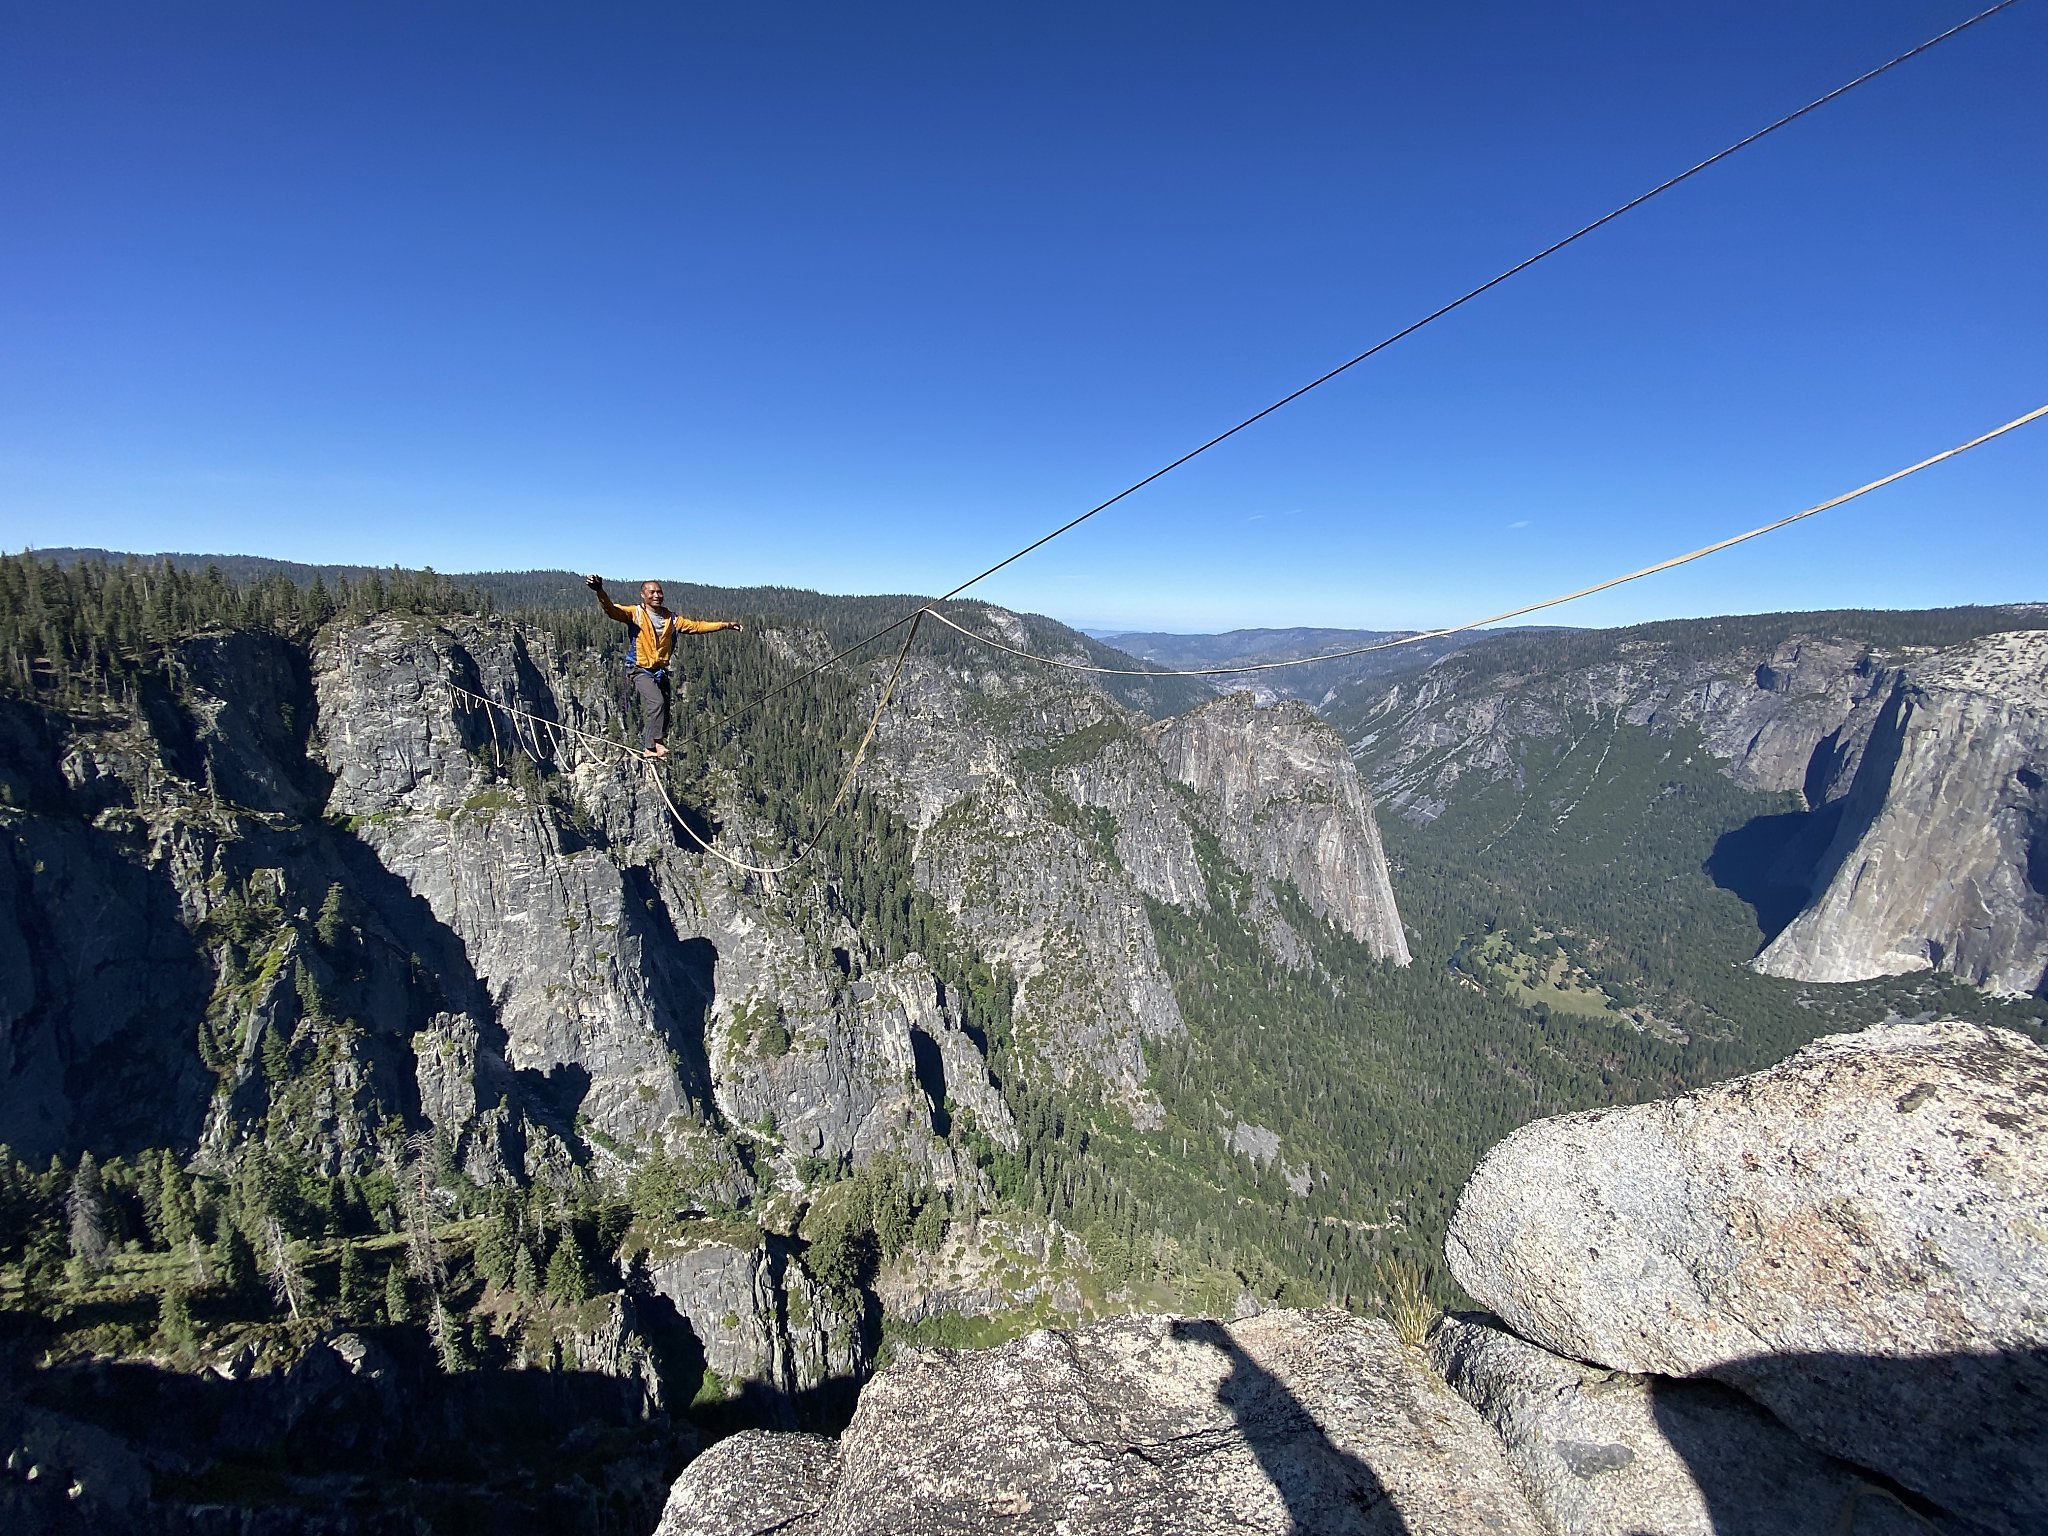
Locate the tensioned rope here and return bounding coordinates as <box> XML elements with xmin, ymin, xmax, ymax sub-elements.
<box><xmin>448</xmin><ymin>609</ymin><xmax>926</xmax><ymax>878</ymax></box>
<box><xmin>675</xmin><ymin>0</ymin><xmax>2025</xmax><ymax>749</ymax></box>
<box><xmin>920</xmin><ymin>404</ymin><xmax>2048</xmax><ymax>677</ymax></box>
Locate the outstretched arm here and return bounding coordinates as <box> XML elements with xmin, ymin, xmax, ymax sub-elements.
<box><xmin>674</xmin><ymin>616</ymin><xmax>744</xmax><ymax>634</ymax></box>
<box><xmin>586</xmin><ymin>574</ymin><xmax>634</xmax><ymax>624</ymax></box>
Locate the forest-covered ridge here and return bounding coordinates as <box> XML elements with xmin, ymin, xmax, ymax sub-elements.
<box><xmin>1390</xmin><ymin>601</ymin><xmax>2048</xmax><ymax>684</ymax></box>
<box><xmin>28</xmin><ymin>546</ymin><xmax>2043</xmax><ymax>692</ymax></box>
<box><xmin>7</xmin><ymin>550</ymin><xmax>1211</xmax><ymax>720</ymax></box>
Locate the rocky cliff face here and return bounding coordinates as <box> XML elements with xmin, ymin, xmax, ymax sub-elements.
<box><xmin>1</xmin><ymin>604</ymin><xmax>1409</xmax><ymax>1415</ymax></box>
<box><xmin>1150</xmin><ymin>694</ymin><xmax>1409</xmax><ymax>965</ymax></box>
<box><xmin>0</xmin><ymin>612</ymin><xmax>1046</xmax><ymax>1184</ymax></box>
<box><xmin>1349</xmin><ymin>631</ymin><xmax>1898</xmax><ymax>820</ymax></box>
<box><xmin>866</xmin><ymin>642</ymin><xmax>1407</xmax><ymax>1121</ymax></box>
<box><xmin>310</xmin><ymin>617</ymin><xmax>1007</xmax><ymax>1188</ymax></box>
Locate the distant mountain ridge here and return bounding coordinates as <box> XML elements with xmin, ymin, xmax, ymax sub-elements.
<box><xmin>1091</xmin><ymin>626</ymin><xmax>1510</xmax><ymax>707</ymax></box>
<box><xmin>1093</xmin><ymin>627</ymin><xmax>1415</xmax><ymax>667</ymax></box>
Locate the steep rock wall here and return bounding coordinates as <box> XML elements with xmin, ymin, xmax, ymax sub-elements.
<box><xmin>870</xmin><ymin>663</ymin><xmax>1190</xmax><ymax>1123</ymax></box>
<box><xmin>1755</xmin><ymin>632</ymin><xmax>2048</xmax><ymax>995</ymax></box>
<box><xmin>0</xmin><ymin>615</ymin><xmax>1003</xmax><ymax>1189</ymax></box>
<box><xmin>866</xmin><ymin>646</ymin><xmax>1415</xmax><ymax>1122</ymax></box>
<box><xmin>1151</xmin><ymin>694</ymin><xmax>1408</xmax><ymax>964</ymax></box>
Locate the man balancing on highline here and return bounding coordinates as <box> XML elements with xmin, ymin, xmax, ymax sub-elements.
<box><xmin>586</xmin><ymin>575</ymin><xmax>743</xmax><ymax>759</ymax></box>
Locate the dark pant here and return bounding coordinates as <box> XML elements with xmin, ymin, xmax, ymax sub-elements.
<box><xmin>629</xmin><ymin>669</ymin><xmax>670</xmax><ymax>750</ymax></box>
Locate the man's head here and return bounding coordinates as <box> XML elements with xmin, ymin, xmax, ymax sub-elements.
<box><xmin>640</xmin><ymin>580</ymin><xmax>666</xmax><ymax>609</ymax></box>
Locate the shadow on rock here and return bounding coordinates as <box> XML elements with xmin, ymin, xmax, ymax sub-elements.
<box><xmin>1169</xmin><ymin>1319</ymin><xmax>1411</xmax><ymax>1535</ymax></box>
<box><xmin>1657</xmin><ymin>1347</ymin><xmax>2046</xmax><ymax>1536</ymax></box>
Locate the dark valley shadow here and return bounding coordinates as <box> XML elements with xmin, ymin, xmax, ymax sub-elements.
<box><xmin>1704</xmin><ymin>800</ymin><xmax>1844</xmax><ymax>945</ymax></box>
<box><xmin>0</xmin><ymin>1321</ymin><xmax>694</xmax><ymax>1536</ymax></box>
<box><xmin>908</xmin><ymin>1027</ymin><xmax>952</xmax><ymax>1138</ymax></box>
<box><xmin>1706</xmin><ymin>695</ymin><xmax>1912</xmax><ymax>952</ymax></box>
<box><xmin>620</xmin><ymin>866</ymin><xmax>718</xmax><ymax>1110</ymax></box>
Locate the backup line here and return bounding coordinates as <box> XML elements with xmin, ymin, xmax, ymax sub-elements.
<box><xmin>923</xmin><ymin>404</ymin><xmax>2048</xmax><ymax>678</ymax></box>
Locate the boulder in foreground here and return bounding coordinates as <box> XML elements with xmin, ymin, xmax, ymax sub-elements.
<box><xmin>1444</xmin><ymin>1019</ymin><xmax>2048</xmax><ymax>1535</ymax></box>
<box><xmin>657</xmin><ymin>1309</ymin><xmax>1544</xmax><ymax>1535</ymax></box>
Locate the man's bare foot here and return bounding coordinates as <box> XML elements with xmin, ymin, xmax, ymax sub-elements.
<box><xmin>647</xmin><ymin>742</ymin><xmax>669</xmax><ymax>760</ymax></box>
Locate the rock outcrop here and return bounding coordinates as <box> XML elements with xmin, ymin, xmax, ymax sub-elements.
<box><xmin>869</xmin><ymin>637</ymin><xmax>1408</xmax><ymax>1122</ymax></box>
<box><xmin>657</xmin><ymin>1309</ymin><xmax>1544</xmax><ymax>1535</ymax></box>
<box><xmin>1428</xmin><ymin>1313</ymin><xmax>1922</xmax><ymax>1536</ymax></box>
<box><xmin>1755</xmin><ymin>631</ymin><xmax>2048</xmax><ymax>995</ymax></box>
<box><xmin>655</xmin><ymin>1429</ymin><xmax>840</xmax><ymax>1536</ymax></box>
<box><xmin>1444</xmin><ymin>1019</ymin><xmax>2048</xmax><ymax>1535</ymax></box>
<box><xmin>639</xmin><ymin>1229</ymin><xmax>865</xmax><ymax>1420</ymax></box>
<box><xmin>1151</xmin><ymin>694</ymin><xmax>1409</xmax><ymax>964</ymax></box>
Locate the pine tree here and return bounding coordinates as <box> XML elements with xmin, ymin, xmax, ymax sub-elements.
<box><xmin>544</xmin><ymin>1231</ymin><xmax>589</xmax><ymax>1306</ymax></box>
<box><xmin>232</xmin><ymin>1144</ymin><xmax>289</xmax><ymax>1240</ymax></box>
<box><xmin>156</xmin><ymin>1283</ymin><xmax>198</xmax><ymax>1354</ymax></box>
<box><xmin>67</xmin><ymin>1152</ymin><xmax>110</xmax><ymax>1277</ymax></box>
<box><xmin>337</xmin><ymin>1242</ymin><xmax>369</xmax><ymax>1322</ymax></box>
<box><xmin>261</xmin><ymin>1019</ymin><xmax>292</xmax><ymax>1085</ymax></box>
<box><xmin>384</xmin><ymin>1261</ymin><xmax>412</xmax><ymax>1323</ymax></box>
<box><xmin>262</xmin><ymin>1215</ymin><xmax>308</xmax><ymax>1321</ymax></box>
<box><xmin>21</xmin><ymin>1225</ymin><xmax>65</xmax><ymax>1308</ymax></box>
<box><xmin>398</xmin><ymin>1134</ymin><xmax>443</xmax><ymax>1286</ymax></box>
<box><xmin>512</xmin><ymin>1241</ymin><xmax>539</xmax><ymax>1300</ymax></box>
<box><xmin>158</xmin><ymin>1150</ymin><xmax>197</xmax><ymax>1250</ymax></box>
<box><xmin>137</xmin><ymin>1151</ymin><xmax>165</xmax><ymax>1247</ymax></box>
<box><xmin>474</xmin><ymin>1205</ymin><xmax>516</xmax><ymax>1291</ymax></box>
<box><xmin>218</xmin><ymin>1225</ymin><xmax>257</xmax><ymax>1296</ymax></box>
<box><xmin>911</xmin><ymin>1198</ymin><xmax>948</xmax><ymax>1253</ymax></box>
<box><xmin>293</xmin><ymin>966</ymin><xmax>330</xmax><ymax>1023</ymax></box>
<box><xmin>315</xmin><ymin>883</ymin><xmax>347</xmax><ymax>949</ymax></box>
<box><xmin>430</xmin><ymin>1299</ymin><xmax>473</xmax><ymax>1372</ymax></box>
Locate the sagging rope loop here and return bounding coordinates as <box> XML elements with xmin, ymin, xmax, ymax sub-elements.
<box><xmin>446</xmin><ymin>609</ymin><xmax>928</xmax><ymax>879</ymax></box>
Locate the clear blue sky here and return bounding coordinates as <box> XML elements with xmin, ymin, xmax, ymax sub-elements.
<box><xmin>3</xmin><ymin>2</ymin><xmax>2043</xmax><ymax>632</ymax></box>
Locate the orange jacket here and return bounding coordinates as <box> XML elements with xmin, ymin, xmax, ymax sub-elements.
<box><xmin>595</xmin><ymin>594</ymin><xmax>730</xmax><ymax>671</ymax></box>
